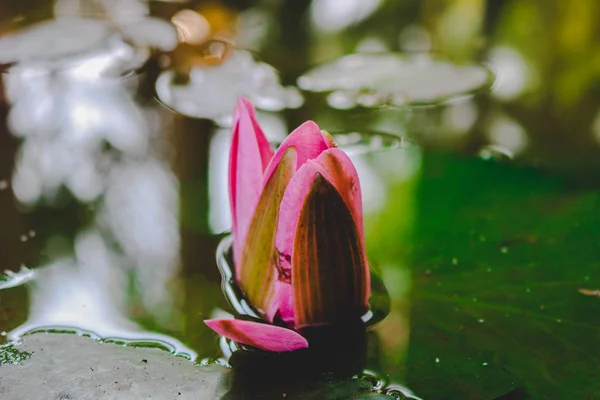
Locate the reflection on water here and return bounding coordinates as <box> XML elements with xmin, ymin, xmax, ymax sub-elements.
<box><xmin>8</xmin><ymin>230</ymin><xmax>195</xmax><ymax>359</ymax></box>
<box><xmin>0</xmin><ymin>10</ymin><xmax>186</xmax><ymax>358</ymax></box>
<box><xmin>9</xmin><ymin>71</ymin><xmax>149</xmax><ymax>203</ymax></box>
<box><xmin>486</xmin><ymin>112</ymin><xmax>528</xmax><ymax>157</ymax></box>
<box><xmin>0</xmin><ymin>266</ymin><xmax>34</xmax><ymax>290</ymax></box>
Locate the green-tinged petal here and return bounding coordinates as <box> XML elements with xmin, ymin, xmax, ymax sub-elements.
<box><xmin>292</xmin><ymin>174</ymin><xmax>370</xmax><ymax>328</ymax></box>
<box><xmin>229</xmin><ymin>97</ymin><xmax>274</xmax><ymax>270</ymax></box>
<box><xmin>238</xmin><ymin>147</ymin><xmax>297</xmax><ymax>316</ymax></box>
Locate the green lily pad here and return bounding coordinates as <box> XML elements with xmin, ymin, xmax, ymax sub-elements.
<box><xmin>400</xmin><ymin>152</ymin><xmax>600</xmax><ymax>399</ymax></box>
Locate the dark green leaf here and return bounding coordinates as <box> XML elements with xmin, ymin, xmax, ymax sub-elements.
<box><xmin>375</xmin><ymin>152</ymin><xmax>600</xmax><ymax>399</ymax></box>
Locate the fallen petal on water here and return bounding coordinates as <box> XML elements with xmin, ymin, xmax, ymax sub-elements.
<box><xmin>204</xmin><ymin>319</ymin><xmax>309</xmax><ymax>352</ymax></box>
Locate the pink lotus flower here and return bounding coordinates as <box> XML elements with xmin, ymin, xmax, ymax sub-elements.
<box><xmin>205</xmin><ymin>97</ymin><xmax>370</xmax><ymax>352</ymax></box>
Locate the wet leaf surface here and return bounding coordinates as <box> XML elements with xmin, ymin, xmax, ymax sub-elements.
<box><xmin>404</xmin><ymin>152</ymin><xmax>600</xmax><ymax>399</ymax></box>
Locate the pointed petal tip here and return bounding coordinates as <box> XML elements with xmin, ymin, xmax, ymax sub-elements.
<box><xmin>320</xmin><ymin>129</ymin><xmax>337</xmax><ymax>147</ymax></box>
<box><xmin>297</xmin><ymin>120</ymin><xmax>321</xmax><ymax>133</ymax></box>
<box><xmin>235</xmin><ymin>96</ymin><xmax>255</xmax><ymax>119</ymax></box>
<box><xmin>294</xmin><ymin>122</ymin><xmax>334</xmax><ymax>148</ymax></box>
<box><xmin>229</xmin><ymin>93</ymin><xmax>275</xmax><ymax>269</ymax></box>
<box><xmin>236</xmin><ymin>96</ymin><xmax>253</xmax><ymax>109</ymax></box>
<box><xmin>204</xmin><ymin>319</ymin><xmax>309</xmax><ymax>352</ymax></box>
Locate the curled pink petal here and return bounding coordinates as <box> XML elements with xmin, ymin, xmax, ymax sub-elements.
<box><xmin>312</xmin><ymin>148</ymin><xmax>365</xmax><ymax>241</ymax></box>
<box><xmin>291</xmin><ymin>174</ymin><xmax>370</xmax><ymax>327</ymax></box>
<box><xmin>229</xmin><ymin>97</ymin><xmax>274</xmax><ymax>269</ymax></box>
<box><xmin>265</xmin><ymin>281</ymin><xmax>294</xmax><ymax>324</ymax></box>
<box><xmin>310</xmin><ymin>149</ymin><xmax>370</xmax><ymax>304</ymax></box>
<box><xmin>276</xmin><ymin>148</ymin><xmax>370</xmax><ymax>317</ymax></box>
<box><xmin>235</xmin><ymin>98</ymin><xmax>274</xmax><ymax>171</ymax></box>
<box><xmin>262</xmin><ymin>121</ymin><xmax>332</xmax><ymax>185</ymax></box>
<box><xmin>276</xmin><ymin>149</ymin><xmax>367</xmax><ymax>264</ymax></box>
<box><xmin>204</xmin><ymin>319</ymin><xmax>309</xmax><ymax>352</ymax></box>
<box><xmin>275</xmin><ymin>161</ymin><xmax>321</xmax><ymax>272</ymax></box>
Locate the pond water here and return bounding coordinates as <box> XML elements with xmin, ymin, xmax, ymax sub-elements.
<box><xmin>1</xmin><ymin>1</ymin><xmax>600</xmax><ymax>399</ymax></box>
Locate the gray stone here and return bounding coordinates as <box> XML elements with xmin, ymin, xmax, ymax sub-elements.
<box><xmin>0</xmin><ymin>334</ymin><xmax>229</xmax><ymax>400</ymax></box>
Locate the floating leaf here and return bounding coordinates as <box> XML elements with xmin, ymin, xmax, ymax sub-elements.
<box><xmin>386</xmin><ymin>152</ymin><xmax>600</xmax><ymax>399</ymax></box>
<box><xmin>155</xmin><ymin>50</ymin><xmax>303</xmax><ymax>121</ymax></box>
<box><xmin>298</xmin><ymin>52</ymin><xmax>493</xmax><ymax>108</ymax></box>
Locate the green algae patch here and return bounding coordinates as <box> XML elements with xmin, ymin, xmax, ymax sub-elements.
<box><xmin>0</xmin><ymin>344</ymin><xmax>32</xmax><ymax>366</ymax></box>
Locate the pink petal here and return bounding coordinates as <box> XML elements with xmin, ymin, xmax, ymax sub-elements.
<box><xmin>229</xmin><ymin>97</ymin><xmax>274</xmax><ymax>269</ymax></box>
<box><xmin>235</xmin><ymin>148</ymin><xmax>297</xmax><ymax>314</ymax></box>
<box><xmin>276</xmin><ymin>148</ymin><xmax>370</xmax><ymax>317</ymax></box>
<box><xmin>308</xmin><ymin>149</ymin><xmax>370</xmax><ymax>303</ymax></box>
<box><xmin>275</xmin><ymin>161</ymin><xmax>322</xmax><ymax>271</ymax></box>
<box><xmin>291</xmin><ymin>174</ymin><xmax>370</xmax><ymax>327</ymax></box>
<box><xmin>204</xmin><ymin>319</ymin><xmax>309</xmax><ymax>352</ymax></box>
<box><xmin>265</xmin><ymin>281</ymin><xmax>294</xmax><ymax>324</ymax></box>
<box><xmin>235</xmin><ymin>98</ymin><xmax>274</xmax><ymax>170</ymax></box>
<box><xmin>262</xmin><ymin>121</ymin><xmax>332</xmax><ymax>185</ymax></box>
<box><xmin>257</xmin><ymin>123</ymin><xmax>333</xmax><ymax>322</ymax></box>
<box><xmin>276</xmin><ymin>149</ymin><xmax>367</xmax><ymax>264</ymax></box>
<box><xmin>312</xmin><ymin>148</ymin><xmax>365</xmax><ymax>241</ymax></box>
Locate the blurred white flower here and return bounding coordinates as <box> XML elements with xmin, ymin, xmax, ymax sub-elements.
<box><xmin>3</xmin><ymin>13</ymin><xmax>183</xmax><ymax>337</ymax></box>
